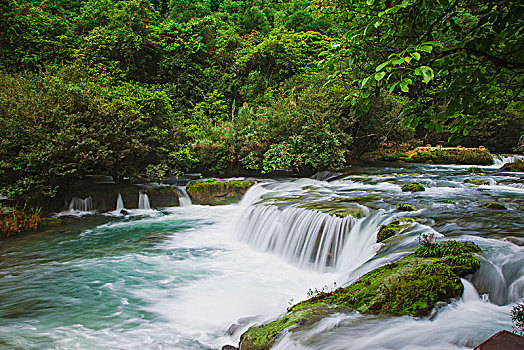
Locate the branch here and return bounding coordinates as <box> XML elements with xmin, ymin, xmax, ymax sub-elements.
<box><xmin>433</xmin><ymin>48</ymin><xmax>524</xmax><ymax>72</ymax></box>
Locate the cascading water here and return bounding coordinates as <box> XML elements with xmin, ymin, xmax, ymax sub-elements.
<box><xmin>68</xmin><ymin>196</ymin><xmax>93</xmax><ymax>211</ymax></box>
<box><xmin>138</xmin><ymin>192</ymin><xmax>151</xmax><ymax>209</ymax></box>
<box><xmin>116</xmin><ymin>193</ymin><xmax>125</xmax><ymax>211</ymax></box>
<box><xmin>175</xmin><ymin>186</ymin><xmax>192</xmax><ymax>207</ymax></box>
<box><xmin>237</xmin><ymin>205</ymin><xmax>356</xmax><ymax>269</ymax></box>
<box><xmin>2</xmin><ymin>164</ymin><xmax>523</xmax><ymax>350</ymax></box>
<box><xmin>493</xmin><ymin>154</ymin><xmax>524</xmax><ymax>167</ymax></box>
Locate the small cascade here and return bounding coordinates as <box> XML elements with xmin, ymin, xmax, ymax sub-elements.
<box><xmin>138</xmin><ymin>192</ymin><xmax>151</xmax><ymax>210</ymax></box>
<box><xmin>116</xmin><ymin>193</ymin><xmax>125</xmax><ymax>211</ymax></box>
<box><xmin>471</xmin><ymin>258</ymin><xmax>507</xmax><ymax>305</ymax></box>
<box><xmin>237</xmin><ymin>204</ymin><xmax>356</xmax><ymax>270</ymax></box>
<box><xmin>175</xmin><ymin>186</ymin><xmax>192</xmax><ymax>207</ymax></box>
<box><xmin>493</xmin><ymin>154</ymin><xmax>524</xmax><ymax>167</ymax></box>
<box><xmin>238</xmin><ymin>183</ymin><xmax>270</xmax><ymax>207</ymax></box>
<box><xmin>461</xmin><ymin>278</ymin><xmax>481</xmax><ymax>302</ymax></box>
<box><xmin>68</xmin><ymin>197</ymin><xmax>94</xmax><ymax>211</ymax></box>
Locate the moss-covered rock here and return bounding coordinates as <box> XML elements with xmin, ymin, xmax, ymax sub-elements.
<box><xmin>500</xmin><ymin>160</ymin><xmax>524</xmax><ymax>172</ymax></box>
<box><xmin>143</xmin><ymin>187</ymin><xmax>180</xmax><ymax>207</ymax></box>
<box><xmin>377</xmin><ymin>217</ymin><xmax>415</xmax><ymax>242</ymax></box>
<box><xmin>464</xmin><ymin>178</ymin><xmax>491</xmax><ymax>186</ymax></box>
<box><xmin>186</xmin><ymin>180</ymin><xmax>255</xmax><ymax>205</ymax></box>
<box><xmin>408</xmin><ymin>148</ymin><xmax>493</xmax><ymax>165</ymax></box>
<box><xmin>401</xmin><ymin>183</ymin><xmax>425</xmax><ymax>192</ymax></box>
<box><xmin>296</xmin><ymin>199</ymin><xmax>369</xmax><ymax>219</ymax></box>
<box><xmin>481</xmin><ymin>202</ymin><xmax>507</xmax><ymax>210</ymax></box>
<box><xmin>375</xmin><ymin>147</ymin><xmax>493</xmax><ymax>165</ymax></box>
<box><xmin>396</xmin><ymin>203</ymin><xmax>416</xmax><ymax>211</ymax></box>
<box><xmin>239</xmin><ymin>240</ymin><xmax>481</xmax><ymax>350</ymax></box>
<box><xmin>466</xmin><ymin>167</ymin><xmax>484</xmax><ymax>174</ymax></box>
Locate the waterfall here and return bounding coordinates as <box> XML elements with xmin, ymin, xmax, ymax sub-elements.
<box><xmin>493</xmin><ymin>154</ymin><xmax>524</xmax><ymax>167</ymax></box>
<box><xmin>175</xmin><ymin>186</ymin><xmax>192</xmax><ymax>207</ymax></box>
<box><xmin>116</xmin><ymin>193</ymin><xmax>125</xmax><ymax>211</ymax></box>
<box><xmin>138</xmin><ymin>192</ymin><xmax>151</xmax><ymax>209</ymax></box>
<box><xmin>237</xmin><ymin>204</ymin><xmax>357</xmax><ymax>270</ymax></box>
<box><xmin>68</xmin><ymin>197</ymin><xmax>93</xmax><ymax>211</ymax></box>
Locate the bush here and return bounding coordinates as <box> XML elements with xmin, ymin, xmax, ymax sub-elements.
<box><xmin>512</xmin><ymin>302</ymin><xmax>524</xmax><ymax>335</ymax></box>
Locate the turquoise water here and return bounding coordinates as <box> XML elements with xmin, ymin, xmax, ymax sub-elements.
<box><xmin>1</xmin><ymin>163</ymin><xmax>523</xmax><ymax>349</ymax></box>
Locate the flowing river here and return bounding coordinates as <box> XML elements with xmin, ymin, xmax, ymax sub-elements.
<box><xmin>1</xmin><ymin>162</ymin><xmax>523</xmax><ymax>349</ymax></box>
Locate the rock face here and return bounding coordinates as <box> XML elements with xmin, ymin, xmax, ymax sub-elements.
<box><xmin>186</xmin><ymin>180</ymin><xmax>255</xmax><ymax>205</ymax></box>
<box><xmin>239</xmin><ymin>240</ymin><xmax>481</xmax><ymax>350</ymax></box>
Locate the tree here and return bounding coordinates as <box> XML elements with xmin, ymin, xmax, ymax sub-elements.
<box><xmin>314</xmin><ymin>0</ymin><xmax>523</xmax><ymax>136</ymax></box>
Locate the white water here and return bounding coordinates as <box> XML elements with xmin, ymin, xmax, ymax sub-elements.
<box><xmin>493</xmin><ymin>154</ymin><xmax>524</xmax><ymax>167</ymax></box>
<box><xmin>68</xmin><ymin>196</ymin><xmax>93</xmax><ymax>211</ymax></box>
<box><xmin>3</xmin><ymin>167</ymin><xmax>524</xmax><ymax>350</ymax></box>
<box><xmin>175</xmin><ymin>186</ymin><xmax>192</xmax><ymax>207</ymax></box>
<box><xmin>138</xmin><ymin>192</ymin><xmax>151</xmax><ymax>209</ymax></box>
<box><xmin>116</xmin><ymin>193</ymin><xmax>125</xmax><ymax>211</ymax></box>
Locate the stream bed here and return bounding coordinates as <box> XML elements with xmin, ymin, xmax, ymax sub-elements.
<box><xmin>0</xmin><ymin>162</ymin><xmax>523</xmax><ymax>349</ymax></box>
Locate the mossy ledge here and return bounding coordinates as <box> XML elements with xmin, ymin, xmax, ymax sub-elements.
<box><xmin>401</xmin><ymin>183</ymin><xmax>425</xmax><ymax>192</ymax></box>
<box><xmin>375</xmin><ymin>147</ymin><xmax>493</xmax><ymax>165</ymax></box>
<box><xmin>186</xmin><ymin>180</ymin><xmax>255</xmax><ymax>205</ymax></box>
<box><xmin>239</xmin><ymin>240</ymin><xmax>481</xmax><ymax>350</ymax></box>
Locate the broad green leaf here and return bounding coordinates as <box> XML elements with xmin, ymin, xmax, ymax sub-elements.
<box><xmin>410</xmin><ymin>52</ymin><xmax>421</xmax><ymax>60</ymax></box>
<box><xmin>404</xmin><ymin>56</ymin><xmax>412</xmax><ymax>64</ymax></box>
<box><xmin>419</xmin><ymin>45</ymin><xmax>432</xmax><ymax>53</ymax></box>
<box><xmin>376</xmin><ymin>61</ymin><xmax>389</xmax><ymax>72</ymax></box>
<box><xmin>366</xmin><ymin>0</ymin><xmax>374</xmax><ymax>5</ymax></box>
<box><xmin>400</xmin><ymin>81</ymin><xmax>409</xmax><ymax>92</ymax></box>
<box><xmin>419</xmin><ymin>66</ymin><xmax>434</xmax><ymax>84</ymax></box>
<box><xmin>361</xmin><ymin>76</ymin><xmax>372</xmax><ymax>88</ymax></box>
<box><xmin>374</xmin><ymin>72</ymin><xmax>386</xmax><ymax>81</ymax></box>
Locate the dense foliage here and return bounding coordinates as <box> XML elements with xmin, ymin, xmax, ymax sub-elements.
<box><xmin>0</xmin><ymin>0</ymin><xmax>522</xmax><ymax>205</ymax></box>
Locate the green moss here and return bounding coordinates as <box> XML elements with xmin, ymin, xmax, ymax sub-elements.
<box><xmin>408</xmin><ymin>149</ymin><xmax>493</xmax><ymax>165</ymax></box>
<box><xmin>500</xmin><ymin>160</ymin><xmax>524</xmax><ymax>172</ymax></box>
<box><xmin>401</xmin><ymin>183</ymin><xmax>425</xmax><ymax>192</ymax></box>
<box><xmin>481</xmin><ymin>202</ymin><xmax>507</xmax><ymax>210</ymax></box>
<box><xmin>240</xmin><ymin>240</ymin><xmax>481</xmax><ymax>349</ymax></box>
<box><xmin>466</xmin><ymin>167</ymin><xmax>484</xmax><ymax>174</ymax></box>
<box><xmin>464</xmin><ymin>178</ymin><xmax>490</xmax><ymax>186</ymax></box>
<box><xmin>377</xmin><ymin>217</ymin><xmax>415</xmax><ymax>242</ymax></box>
<box><xmin>296</xmin><ymin>200</ymin><xmax>368</xmax><ymax>219</ymax></box>
<box><xmin>396</xmin><ymin>203</ymin><xmax>416</xmax><ymax>211</ymax></box>
<box><xmin>186</xmin><ymin>180</ymin><xmax>255</xmax><ymax>205</ymax></box>
<box><xmin>444</xmin><ymin>200</ymin><xmax>456</xmax><ymax>204</ymax></box>
<box><xmin>466</xmin><ymin>166</ymin><xmax>484</xmax><ymax>174</ymax></box>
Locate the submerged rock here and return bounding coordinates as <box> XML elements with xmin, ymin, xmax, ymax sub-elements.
<box><xmin>500</xmin><ymin>160</ymin><xmax>524</xmax><ymax>172</ymax></box>
<box><xmin>481</xmin><ymin>202</ymin><xmax>507</xmax><ymax>210</ymax></box>
<box><xmin>186</xmin><ymin>180</ymin><xmax>255</xmax><ymax>205</ymax></box>
<box><xmin>239</xmin><ymin>240</ymin><xmax>481</xmax><ymax>350</ymax></box>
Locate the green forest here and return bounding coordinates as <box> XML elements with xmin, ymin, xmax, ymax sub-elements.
<box><xmin>0</xmin><ymin>0</ymin><xmax>523</xmax><ymax>205</ymax></box>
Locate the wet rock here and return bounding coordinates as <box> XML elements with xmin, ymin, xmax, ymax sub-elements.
<box><xmin>377</xmin><ymin>217</ymin><xmax>415</xmax><ymax>242</ymax></box>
